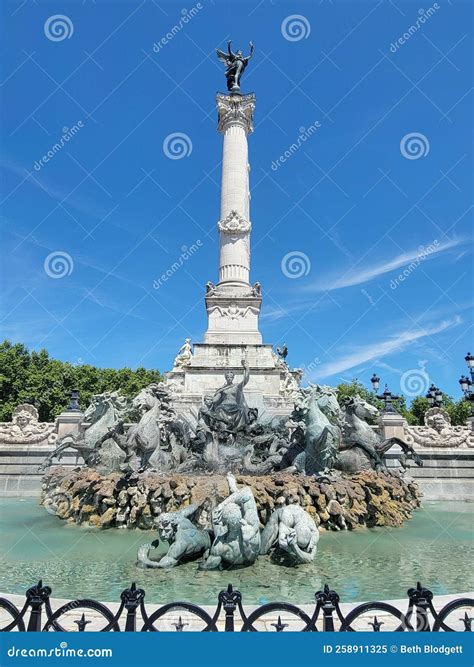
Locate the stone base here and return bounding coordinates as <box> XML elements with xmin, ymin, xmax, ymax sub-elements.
<box><xmin>386</xmin><ymin>447</ymin><xmax>474</xmax><ymax>501</ymax></box>
<box><xmin>165</xmin><ymin>342</ymin><xmax>298</xmax><ymax>421</ymax></box>
<box><xmin>41</xmin><ymin>466</ymin><xmax>421</xmax><ymax>531</ymax></box>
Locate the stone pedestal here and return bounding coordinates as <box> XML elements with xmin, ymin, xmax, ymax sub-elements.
<box><xmin>166</xmin><ymin>343</ymin><xmax>296</xmax><ymax>420</ymax></box>
<box><xmin>378</xmin><ymin>412</ymin><xmax>407</xmax><ymax>440</ymax></box>
<box><xmin>56</xmin><ymin>410</ymin><xmax>84</xmax><ymax>440</ymax></box>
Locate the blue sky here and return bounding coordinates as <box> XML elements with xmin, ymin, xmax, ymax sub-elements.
<box><xmin>1</xmin><ymin>0</ymin><xmax>472</xmax><ymax>401</ymax></box>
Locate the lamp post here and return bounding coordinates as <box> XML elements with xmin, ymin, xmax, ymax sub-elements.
<box><xmin>67</xmin><ymin>389</ymin><xmax>81</xmax><ymax>412</ymax></box>
<box><xmin>426</xmin><ymin>384</ymin><xmax>443</xmax><ymax>408</ymax></box>
<box><xmin>370</xmin><ymin>374</ymin><xmax>380</xmax><ymax>393</ymax></box>
<box><xmin>370</xmin><ymin>374</ymin><xmax>399</xmax><ymax>414</ymax></box>
<box><xmin>459</xmin><ymin>352</ymin><xmax>474</xmax><ymax>417</ymax></box>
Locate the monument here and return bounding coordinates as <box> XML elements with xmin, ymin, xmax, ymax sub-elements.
<box><xmin>165</xmin><ymin>43</ymin><xmax>301</xmax><ymax>421</ymax></box>
<box><xmin>39</xmin><ymin>42</ymin><xmax>423</xmax><ymax>540</ymax></box>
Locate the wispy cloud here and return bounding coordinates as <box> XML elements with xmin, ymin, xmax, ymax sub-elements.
<box><xmin>306</xmin><ymin>238</ymin><xmax>467</xmax><ymax>292</ymax></box>
<box><xmin>315</xmin><ymin>315</ymin><xmax>462</xmax><ymax>379</ymax></box>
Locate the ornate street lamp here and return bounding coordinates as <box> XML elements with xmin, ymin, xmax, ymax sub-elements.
<box><xmin>370</xmin><ymin>374</ymin><xmax>380</xmax><ymax>393</ymax></box>
<box><xmin>370</xmin><ymin>373</ymin><xmax>400</xmax><ymax>413</ymax></box>
<box><xmin>426</xmin><ymin>384</ymin><xmax>443</xmax><ymax>408</ymax></box>
<box><xmin>459</xmin><ymin>352</ymin><xmax>474</xmax><ymax>416</ymax></box>
<box><xmin>67</xmin><ymin>389</ymin><xmax>81</xmax><ymax>412</ymax></box>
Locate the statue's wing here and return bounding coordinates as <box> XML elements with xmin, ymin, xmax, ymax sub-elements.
<box><xmin>216</xmin><ymin>48</ymin><xmax>231</xmax><ymax>65</ymax></box>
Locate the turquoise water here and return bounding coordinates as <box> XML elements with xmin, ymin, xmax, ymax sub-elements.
<box><xmin>0</xmin><ymin>498</ymin><xmax>472</xmax><ymax>605</ymax></box>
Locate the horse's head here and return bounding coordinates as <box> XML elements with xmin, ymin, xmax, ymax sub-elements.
<box><xmin>132</xmin><ymin>383</ymin><xmax>169</xmax><ymax>413</ymax></box>
<box><xmin>297</xmin><ymin>384</ymin><xmax>342</xmax><ymax>423</ymax></box>
<box><xmin>84</xmin><ymin>391</ymin><xmax>127</xmax><ymax>424</ymax></box>
<box><xmin>132</xmin><ymin>385</ymin><xmax>157</xmax><ymax>413</ymax></box>
<box><xmin>314</xmin><ymin>385</ymin><xmax>342</xmax><ymax>422</ymax></box>
<box><xmin>344</xmin><ymin>395</ymin><xmax>379</xmax><ymax>422</ymax></box>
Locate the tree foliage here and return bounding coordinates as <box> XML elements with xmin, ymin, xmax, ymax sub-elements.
<box><xmin>335</xmin><ymin>379</ymin><xmax>469</xmax><ymax>426</ymax></box>
<box><xmin>0</xmin><ymin>341</ymin><xmax>162</xmax><ymax>422</ymax></box>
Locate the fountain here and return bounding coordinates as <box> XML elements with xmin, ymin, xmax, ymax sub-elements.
<box><xmin>39</xmin><ymin>42</ymin><xmax>423</xmax><ymax>572</ymax></box>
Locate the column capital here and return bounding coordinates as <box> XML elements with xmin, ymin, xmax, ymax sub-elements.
<box><xmin>217</xmin><ymin>92</ymin><xmax>255</xmax><ymax>134</ymax></box>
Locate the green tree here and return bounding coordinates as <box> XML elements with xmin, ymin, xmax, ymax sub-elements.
<box><xmin>0</xmin><ymin>340</ymin><xmax>162</xmax><ymax>422</ymax></box>
<box><xmin>335</xmin><ymin>378</ymin><xmax>470</xmax><ymax>427</ymax></box>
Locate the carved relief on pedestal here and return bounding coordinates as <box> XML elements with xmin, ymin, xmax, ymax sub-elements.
<box><xmin>0</xmin><ymin>404</ymin><xmax>57</xmax><ymax>444</ymax></box>
<box><xmin>404</xmin><ymin>407</ymin><xmax>474</xmax><ymax>448</ymax></box>
<box><xmin>208</xmin><ymin>305</ymin><xmax>260</xmax><ymax>320</ymax></box>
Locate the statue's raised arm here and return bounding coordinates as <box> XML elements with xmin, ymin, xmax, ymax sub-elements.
<box><xmin>241</xmin><ymin>357</ymin><xmax>250</xmax><ymax>387</ymax></box>
<box><xmin>245</xmin><ymin>41</ymin><xmax>254</xmax><ymax>62</ymax></box>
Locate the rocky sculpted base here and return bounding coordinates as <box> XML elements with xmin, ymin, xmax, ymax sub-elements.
<box><xmin>41</xmin><ymin>466</ymin><xmax>422</xmax><ymax>532</ymax></box>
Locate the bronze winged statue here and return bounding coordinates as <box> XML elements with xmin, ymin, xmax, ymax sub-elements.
<box><xmin>216</xmin><ymin>41</ymin><xmax>254</xmax><ymax>93</ymax></box>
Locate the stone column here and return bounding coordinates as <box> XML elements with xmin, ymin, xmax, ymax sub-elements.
<box><xmin>216</xmin><ymin>93</ymin><xmax>255</xmax><ymax>289</ymax></box>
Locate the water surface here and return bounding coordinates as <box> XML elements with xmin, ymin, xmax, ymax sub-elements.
<box><xmin>0</xmin><ymin>498</ymin><xmax>472</xmax><ymax>604</ymax></box>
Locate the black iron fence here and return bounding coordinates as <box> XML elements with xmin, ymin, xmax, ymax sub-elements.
<box><xmin>0</xmin><ymin>582</ymin><xmax>472</xmax><ymax>632</ymax></box>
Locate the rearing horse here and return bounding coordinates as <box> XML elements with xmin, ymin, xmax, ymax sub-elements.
<box><xmin>41</xmin><ymin>391</ymin><xmax>127</xmax><ymax>469</ymax></box>
<box><xmin>337</xmin><ymin>395</ymin><xmax>422</xmax><ymax>472</ymax></box>
<box><xmin>293</xmin><ymin>385</ymin><xmax>342</xmax><ymax>474</ymax></box>
<box><xmin>125</xmin><ymin>383</ymin><xmax>189</xmax><ymax>471</ymax></box>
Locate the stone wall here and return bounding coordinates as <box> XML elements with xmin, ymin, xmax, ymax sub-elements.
<box><xmin>41</xmin><ymin>467</ymin><xmax>421</xmax><ymax>531</ymax></box>
<box><xmin>379</xmin><ymin>409</ymin><xmax>474</xmax><ymax>501</ymax></box>
<box><xmin>0</xmin><ymin>404</ymin><xmax>82</xmax><ymax>496</ymax></box>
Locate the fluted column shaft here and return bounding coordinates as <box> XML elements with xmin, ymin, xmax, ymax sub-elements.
<box><xmin>216</xmin><ymin>93</ymin><xmax>255</xmax><ymax>287</ymax></box>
